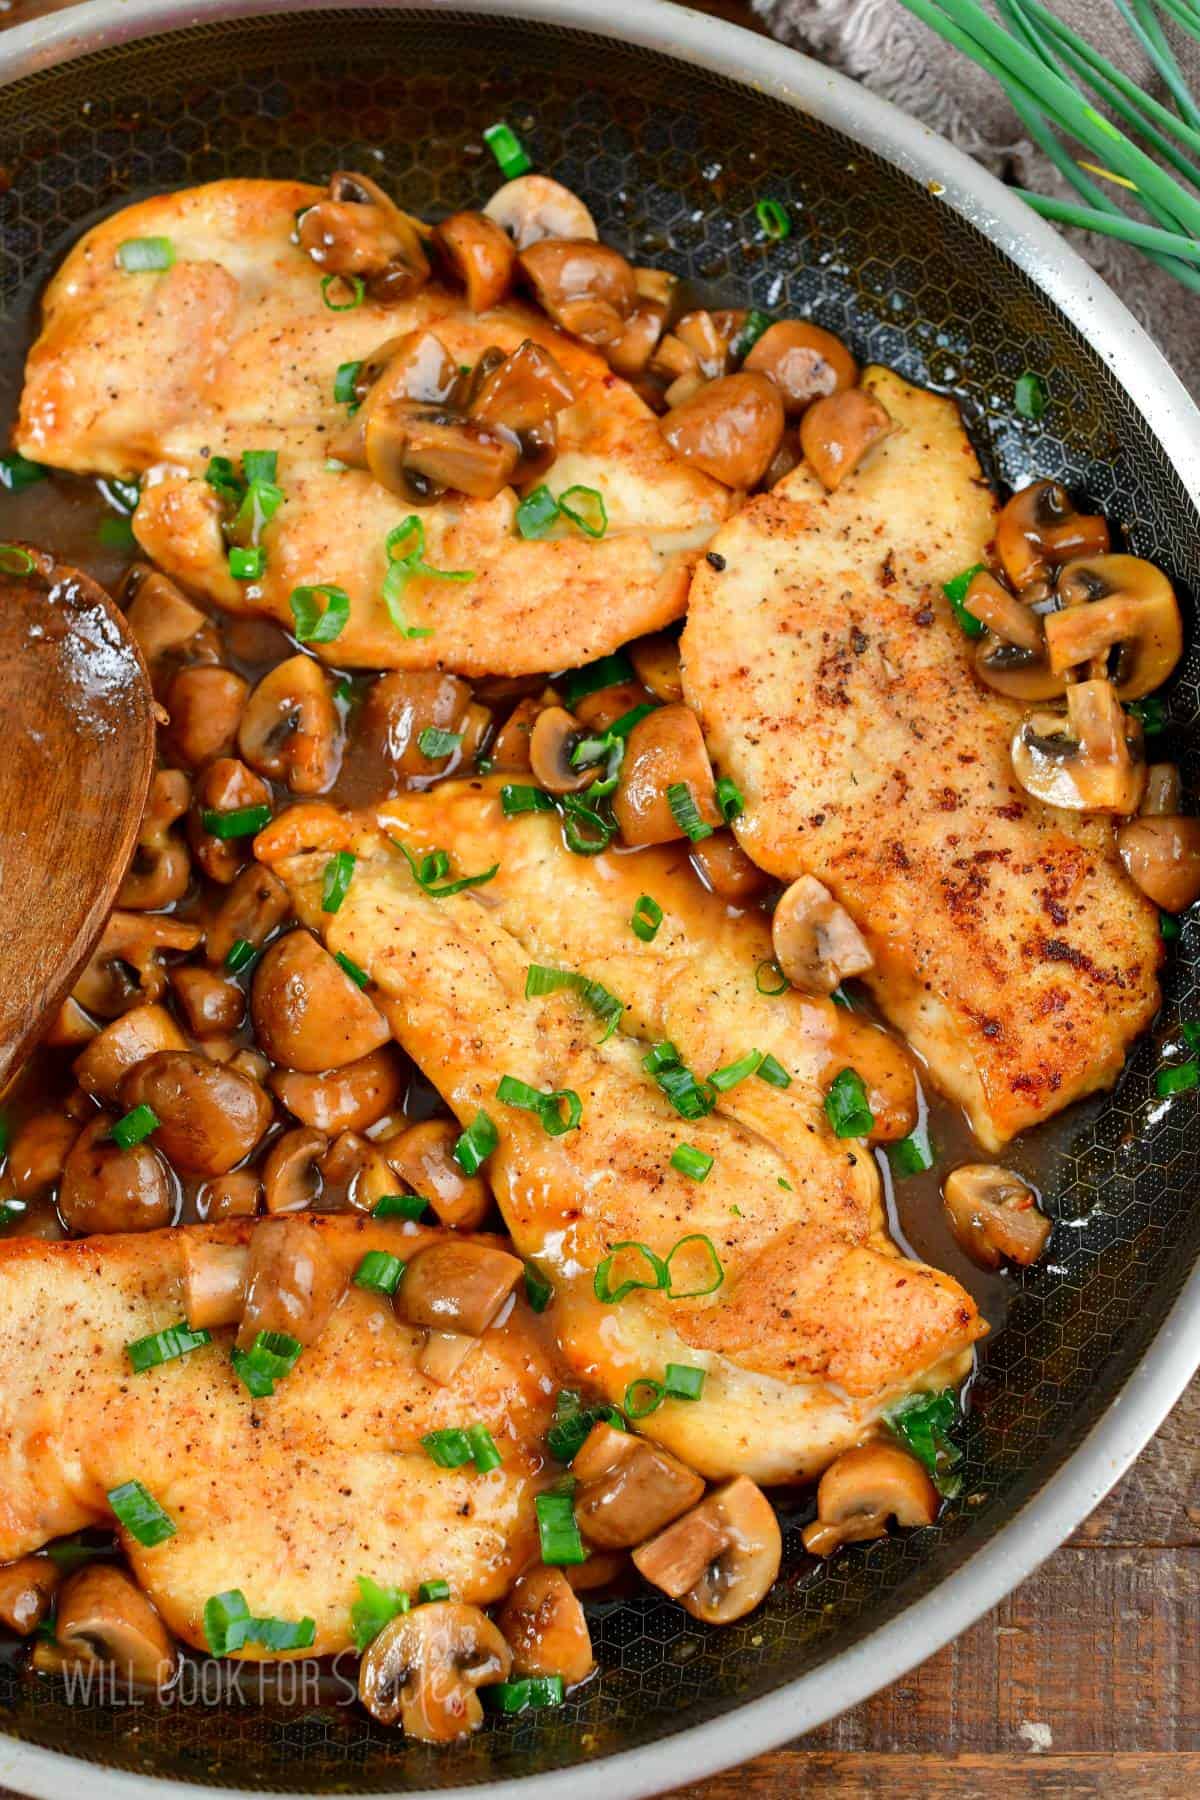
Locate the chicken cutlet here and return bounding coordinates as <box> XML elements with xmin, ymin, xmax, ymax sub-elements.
<box><xmin>681</xmin><ymin>367</ymin><xmax>1161</xmax><ymax>1148</ymax></box>
<box><xmin>16</xmin><ymin>179</ymin><xmax>731</xmax><ymax>672</ymax></box>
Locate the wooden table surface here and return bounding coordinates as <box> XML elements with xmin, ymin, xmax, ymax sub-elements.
<box><xmin>2</xmin><ymin>1</ymin><xmax>1198</xmax><ymax>1795</ymax></box>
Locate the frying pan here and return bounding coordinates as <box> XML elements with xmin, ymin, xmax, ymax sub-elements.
<box><xmin>1</xmin><ymin>3</ymin><xmax>1199</xmax><ymax>1795</ymax></box>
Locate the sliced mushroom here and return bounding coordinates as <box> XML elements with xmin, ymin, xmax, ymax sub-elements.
<box><xmin>488</xmin><ymin>695</ymin><xmax>542</xmax><ymax>772</ymax></box>
<box><xmin>973</xmin><ymin>628</ymin><xmax>1065</xmax><ymax>703</ymax></box>
<box><xmin>419</xmin><ymin>1328</ymin><xmax>479</xmax><ymax>1386</ymax></box>
<box><xmin>661</xmin><ymin>372</ymin><xmax>785</xmax><ymax>489</ymax></box>
<box><xmin>650</xmin><ymin>310</ymin><xmax>744</xmax><ymax>389</ymax></box>
<box><xmin>298</xmin><ymin>170</ymin><xmax>430</xmax><ymax>298</ymax></box>
<box><xmin>118</xmin><ymin>769</ymin><xmax>192</xmax><ymax>911</ymax></box>
<box><xmin>169</xmin><ymin>966</ymin><xmax>242</xmax><ymax>1039</ymax></box>
<box><xmin>165</xmin><ymin>665</ymin><xmax>250</xmax><ymax>769</ymax></box>
<box><xmin>262</xmin><ymin>1127</ymin><xmax>328</xmax><ymax>1214</ymax></box>
<box><xmin>760</xmin><ymin>428</ymin><xmax>801</xmax><ymax>491</ymax></box>
<box><xmin>1044</xmin><ymin>555</ymin><xmax>1183</xmax><ymax>699</ymax></box>
<box><xmin>612</xmin><ymin>703</ymin><xmax>722</xmax><ymax>847</ymax></box>
<box><xmin>743</xmin><ymin>320</ymin><xmax>857</xmax><ymax>415</ymax></box>
<box><xmin>961</xmin><ymin>570</ymin><xmax>1044</xmax><ymax>654</ymax></box>
<box><xmin>0</xmin><ymin>1555</ymin><xmax>60</xmax><ymax>1634</ymax></box>
<box><xmin>518</xmin><ymin>239</ymin><xmax>636</xmax><ymax>346</ymax></box>
<box><xmin>398</xmin><ymin>1240</ymin><xmax>522</xmax><ymax>1335</ymax></box>
<box><xmin>573</xmin><ymin>1422</ymin><xmax>704</xmax><ymax>1549</ymax></box>
<box><xmin>573</xmin><ymin>680</ymin><xmax>649</xmax><ymax>732</ymax></box>
<box><xmin>381</xmin><ymin>1118</ymin><xmax>491</xmax><ymax>1230</ymax></box>
<box><xmin>73</xmin><ymin>1003</ymin><xmax>189</xmax><ymax>1103</ymax></box>
<box><xmin>1142</xmin><ymin>763</ymin><xmax>1182</xmax><ymax>818</ymax></box>
<box><xmin>361</xmin><ymin>670</ymin><xmax>478</xmax><ymax>778</ymax></box>
<box><xmin>58</xmin><ymin>1114</ymin><xmax>173</xmax><ymax>1234</ymax></box>
<box><xmin>528</xmin><ymin>705</ymin><xmax>596</xmax><ymax>795</ymax></box>
<box><xmin>73</xmin><ymin>911</ymin><xmax>201</xmax><ymax>1017</ymax></box>
<box><xmin>118</xmin><ymin>1051</ymin><xmax>272</xmax><ymax>1177</ymax></box>
<box><xmin>771</xmin><ymin>874</ymin><xmax>873</xmax><ymax>995</ymax></box>
<box><xmin>204</xmin><ymin>862</ymin><xmax>292</xmax><ymax>967</ymax></box>
<box><xmin>942</xmin><ymin>1164</ymin><xmax>1052</xmax><ymax>1270</ymax></box>
<box><xmin>197</xmin><ymin>1170</ymin><xmax>262</xmax><ymax>1222</ymax></box>
<box><xmin>271</xmin><ymin>1047</ymin><xmax>404</xmax><ymax>1135</ymax></box>
<box><xmin>237</xmin><ymin>1213</ymin><xmax>347</xmax><ymax>1348</ymax></box>
<box><xmin>995</xmin><ymin>480</ymin><xmax>1111</xmax><ymax>592</ymax></box>
<box><xmin>800</xmin><ymin>1443</ymin><xmax>939</xmax><ymax>1558</ymax></box>
<box><xmin>5</xmin><ymin>1110</ymin><xmax>84</xmax><ymax>1200</ymax></box>
<box><xmin>182</xmin><ymin>1236</ymin><xmax>249</xmax><ymax>1329</ymax></box>
<box><xmin>237</xmin><ymin>656</ymin><xmax>340</xmax><ymax>795</ymax></box>
<box><xmin>1012</xmin><ymin>678</ymin><xmax>1145</xmax><ymax>813</ymax></box>
<box><xmin>359</xmin><ymin>1600</ymin><xmax>511</xmax><ymax>1740</ymax></box>
<box><xmin>121</xmin><ymin>564</ymin><xmax>208</xmax><ymax>668</ymax></box>
<box><xmin>632</xmin><ymin>1476</ymin><xmax>781</xmax><ymax>1624</ymax></box>
<box><xmin>1117</xmin><ymin>815</ymin><xmax>1200</xmax><ymax>912</ymax></box>
<box><xmin>690</xmin><ymin>831</ymin><xmax>770</xmax><ymax>903</ymax></box>
<box><xmin>251</xmin><ymin>930</ymin><xmax>390</xmax><ymax>1071</ymax></box>
<box><xmin>485</xmin><ymin>174</ymin><xmax>598</xmax><ymax>250</ymax></box>
<box><xmin>366</xmin><ymin>398</ymin><xmax>518</xmax><ymax>504</ymax></box>
<box><xmin>45</xmin><ymin>996</ymin><xmax>99</xmax><ymax>1051</ymax></box>
<box><xmin>629</xmin><ymin>632</ymin><xmax>683</xmax><ymax>703</ymax></box>
<box><xmin>469</xmin><ymin>340</ymin><xmax>575</xmax><ymax>438</ymax></box>
<box><xmin>498</xmin><ymin>1567</ymin><xmax>593</xmax><ymax>1686</ymax></box>
<box><xmin>605</xmin><ymin>299</ymin><xmax>668</xmax><ymax>379</ymax></box>
<box><xmin>433</xmin><ymin>210</ymin><xmax>517</xmax><ymax>312</ymax></box>
<box><xmin>799</xmin><ymin>386</ymin><xmax>893</xmax><ymax>491</ymax></box>
<box><xmin>49</xmin><ymin>1565</ymin><xmax>176</xmax><ymax>1690</ymax></box>
<box><xmin>332</xmin><ymin>334</ymin><xmax>460</xmax><ymax>474</ymax></box>
<box><xmin>188</xmin><ymin>757</ymin><xmax>273</xmax><ymax>884</ymax></box>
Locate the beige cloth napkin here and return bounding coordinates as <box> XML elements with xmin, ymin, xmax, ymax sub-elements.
<box><xmin>753</xmin><ymin>0</ymin><xmax>1200</xmax><ymax>397</ymax></box>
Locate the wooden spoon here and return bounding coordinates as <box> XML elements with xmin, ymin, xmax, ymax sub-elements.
<box><xmin>0</xmin><ymin>544</ymin><xmax>156</xmax><ymax>1090</ymax></box>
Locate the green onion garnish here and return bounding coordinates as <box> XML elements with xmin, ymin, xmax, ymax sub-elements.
<box><xmin>824</xmin><ymin>1068</ymin><xmax>875</xmax><ymax>1138</ymax></box>
<box><xmin>454</xmin><ymin>1109</ymin><xmax>498</xmax><ymax>1176</ymax></box>
<box><xmin>418</xmin><ymin>1578</ymin><xmax>451</xmax><ymax>1604</ymax></box>
<box><xmin>715</xmin><ymin>776</ymin><xmax>745</xmax><ymax>823</ymax></box>
<box><xmin>352</xmin><ymin>1250</ymin><xmax>406</xmax><ymax>1295</ymax></box>
<box><xmin>754</xmin><ymin>198</ymin><xmax>791</xmax><ymax>240</ymax></box>
<box><xmin>884</xmin><ymin>1387</ymin><xmax>963</xmax><ymax>1498</ymax></box>
<box><xmin>204</xmin><ymin>1589</ymin><xmax>315</xmax><ymax>1655</ymax></box>
<box><xmin>942</xmin><ymin>563</ymin><xmax>987</xmax><ymax>638</ymax></box>
<box><xmin>422</xmin><ymin>1427</ymin><xmax>473</xmax><ymax>1469</ymax></box>
<box><xmin>643</xmin><ymin>1042</ymin><xmax>680</xmax><ymax>1075</ymax></box>
<box><xmin>524</xmin><ymin>964</ymin><xmax>623</xmax><ymax>1042</ymax></box>
<box><xmin>497</xmin><ymin>1074</ymin><xmax>582</xmax><ymax>1137</ymax></box>
<box><xmin>624</xmin><ymin>1376</ymin><xmax>665</xmax><ymax>1419</ymax></box>
<box><xmin>321</xmin><ymin>272</ymin><xmax>365</xmax><ymax>311</ymax></box>
<box><xmin>729</xmin><ymin>308</ymin><xmax>772</xmax><ymax>361</ymax></box>
<box><xmin>888</xmin><ymin>1119</ymin><xmax>935</xmax><ymax>1176</ymax></box>
<box><xmin>351</xmin><ymin>1575</ymin><xmax>409</xmax><ymax>1651</ymax></box>
<box><xmin>289</xmin><ymin>582</ymin><xmax>350</xmax><ymax>644</ymax></box>
<box><xmin>0</xmin><ymin>452</ymin><xmax>45</xmax><ymax>493</ymax></box>
<box><xmin>663</xmin><ymin>1233</ymin><xmax>724</xmax><ymax>1299</ymax></box>
<box><xmin>484</xmin><ymin>1675</ymin><xmax>565</xmax><ymax>1713</ymax></box>
<box><xmin>321</xmin><ymin>849</ymin><xmax>356</xmax><ymax>914</ymax></box>
<box><xmin>664</xmin><ymin>1362</ymin><xmax>705</xmax><ymax>1401</ymax></box>
<box><xmin>534</xmin><ymin>1491</ymin><xmax>587</xmax><ymax>1566</ymax></box>
<box><xmin>334</xmin><ymin>359</ymin><xmax>362</xmax><ymax>406</ymax></box>
<box><xmin>558</xmin><ymin>485</ymin><xmax>607</xmax><ymax>539</ymax></box>
<box><xmin>395</xmin><ymin>838</ymin><xmax>498</xmax><ymax>897</ymax></box>
<box><xmin>204</xmin><ymin>454</ymin><xmax>243</xmax><ymax>504</ymax></box>
<box><xmin>561</xmin><ymin>653</ymin><xmax>634</xmax><ymax>708</ymax></box>
<box><xmin>593</xmin><ymin>1240</ymin><xmax>667</xmax><ymax>1305</ymax></box>
<box><xmin>98</xmin><ymin>515</ymin><xmax>137</xmax><ymax>553</ymax></box>
<box><xmin>381</xmin><ymin>515</ymin><xmax>474</xmax><ymax>640</ymax></box>
<box><xmin>546</xmin><ymin>1389</ymin><xmax>626</xmax><ymax>1463</ymax></box>
<box><xmin>561</xmin><ymin>793</ymin><xmax>615</xmax><ymax>856</ymax></box>
<box><xmin>372</xmin><ymin>1192</ymin><xmax>428</xmax><ymax>1221</ymax></box>
<box><xmin>1015</xmin><ymin>371</ymin><xmax>1048</xmax><ymax>420</ymax></box>
<box><xmin>126</xmin><ymin>1321</ymin><xmax>212</xmax><ymax>1373</ymax></box>
<box><xmin>483</xmin><ymin>120</ymin><xmax>532</xmax><ymax>178</ymax></box>
<box><xmin>0</xmin><ymin>544</ymin><xmax>35</xmax><ymax>576</ymax></box>
<box><xmin>418</xmin><ymin>727</ymin><xmax>463</xmax><ymax>759</ymax></box>
<box><xmin>240</xmin><ymin>450</ymin><xmax>277</xmax><ymax>485</ymax></box>
<box><xmin>667</xmin><ymin>782</ymin><xmax>714</xmax><ymax>843</ymax></box>
<box><xmin>644</xmin><ymin>1043</ymin><xmax>716</xmax><ymax>1120</ymax></box>
<box><xmin>755</xmin><ymin>958</ymin><xmax>788</xmax><ymax>995</ymax></box>
<box><xmin>1156</xmin><ymin>1062</ymin><xmax>1199</xmax><ymax>1096</ymax></box>
<box><xmin>107</xmin><ymin>1480</ymin><xmax>176</xmax><ymax>1548</ymax></box>
<box><xmin>709</xmin><ymin>1049</ymin><xmax>763</xmax><ymax>1092</ymax></box>
<box><xmin>111</xmin><ymin>1104</ymin><xmax>159</xmax><ymax>1149</ymax></box>
<box><xmin>224</xmin><ymin>938</ymin><xmax>258</xmax><ymax>975</ymax></box>
<box><xmin>501</xmin><ymin>783</ymin><xmax>556</xmax><ymax>817</ymax></box>
<box><xmin>466</xmin><ymin>1423</ymin><xmax>502</xmax><ymax>1473</ymax></box>
<box><xmin>516</xmin><ymin>485</ymin><xmax>561</xmax><ymax>538</ymax></box>
<box><xmin>1128</xmin><ymin>695</ymin><xmax>1166</xmax><ymax>735</ymax></box>
<box><xmin>228</xmin><ymin>545</ymin><xmax>265</xmax><ymax>581</ymax></box>
<box><xmin>632</xmin><ymin>894</ymin><xmax>663</xmax><ymax>942</ymax></box>
<box><xmin>524</xmin><ymin>1261</ymin><xmax>553</xmax><ymax>1313</ymax></box>
<box><xmin>335</xmin><ymin>951</ymin><xmax>369</xmax><ymax>988</ymax></box>
<box><xmin>231</xmin><ymin>1329</ymin><xmax>303</xmax><ymax>1398</ymax></box>
<box><xmin>201</xmin><ymin>803</ymin><xmax>271</xmax><ymax>839</ymax></box>
<box><xmin>117</xmin><ymin>236</ymin><xmax>175</xmax><ymax>272</ymax></box>
<box><xmin>1161</xmin><ymin>911</ymin><xmax>1181</xmax><ymax>942</ymax></box>
<box><xmin>670</xmin><ymin>1143</ymin><xmax>713</xmax><ymax>1182</ymax></box>
<box><xmin>757</xmin><ymin>1052</ymin><xmax>791</xmax><ymax>1089</ymax></box>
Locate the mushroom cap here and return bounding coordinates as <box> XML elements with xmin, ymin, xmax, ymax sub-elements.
<box><xmin>518</xmin><ymin>239</ymin><xmax>636</xmax><ymax>345</ymax></box>
<box><xmin>271</xmin><ymin>1046</ymin><xmax>405</xmax><ymax>1135</ymax></box>
<box><xmin>612</xmin><ymin>702</ymin><xmax>722</xmax><ymax>847</ymax></box>
<box><xmin>433</xmin><ymin>210</ymin><xmax>517</xmax><ymax>312</ymax></box>
<box><xmin>484</xmin><ymin>174</ymin><xmax>597</xmax><ymax>250</ymax></box>
<box><xmin>73</xmin><ymin>1003</ymin><xmax>188</xmax><ymax>1104</ymax></box>
<box><xmin>1117</xmin><ymin>814</ymin><xmax>1200</xmax><ymax>913</ymax></box>
<box><xmin>771</xmin><ymin>873</ymin><xmax>873</xmax><ymax>996</ymax></box>
<box><xmin>251</xmin><ymin>930</ymin><xmax>391</xmax><ymax>1072</ymax></box>
<box><xmin>801</xmin><ymin>1442</ymin><xmax>939</xmax><ymax>1556</ymax></box>
<box><xmin>381</xmin><ymin>1118</ymin><xmax>491</xmax><ymax>1230</ymax></box>
<box><xmin>633</xmin><ymin>1475</ymin><xmax>781</xmax><ymax>1625</ymax></box>
<box><xmin>629</xmin><ymin>631</ymin><xmax>683</xmax><ymax>703</ymax></box>
<box><xmin>942</xmin><ymin>1163</ymin><xmax>1051</xmax><ymax>1269</ymax></box>
<box><xmin>799</xmin><ymin>385</ymin><xmax>892</xmax><ymax>491</ymax></box>
<box><xmin>54</xmin><ymin>1565</ymin><xmax>177</xmax><ymax>1690</ymax></box>
<box><xmin>528</xmin><ymin>705</ymin><xmax>595</xmax><ymax>795</ymax></box>
<box><xmin>57</xmin><ymin>1114</ymin><xmax>173</xmax><ymax>1235</ymax></box>
<box><xmin>995</xmin><ymin>479</ymin><xmax>1111</xmax><ymax>591</ymax></box>
<box><xmin>237</xmin><ymin>1213</ymin><xmax>348</xmax><ymax>1349</ymax></box>
<box><xmin>573</xmin><ymin>1421</ymin><xmax>705</xmax><ymax>1549</ymax></box>
<box><xmin>1011</xmin><ymin>679</ymin><xmax>1146</xmax><ymax>814</ymax></box>
<box><xmin>1045</xmin><ymin>554</ymin><xmax>1182</xmax><ymax>699</ymax></box>
<box><xmin>498</xmin><ymin>1566</ymin><xmax>594</xmax><ymax>1686</ymax></box>
<box><xmin>0</xmin><ymin>1555</ymin><xmax>60</xmax><ymax>1635</ymax></box>
<box><xmin>743</xmin><ymin>319</ymin><xmax>857</xmax><ymax>415</ymax></box>
<box><xmin>118</xmin><ymin>1050</ymin><xmax>272</xmax><ymax>1176</ymax></box>
<box><xmin>398</xmin><ymin>1239</ymin><xmax>523</xmax><ymax>1336</ymax></box>
<box><xmin>661</xmin><ymin>372</ymin><xmax>785</xmax><ymax>489</ymax></box>
<box><xmin>237</xmin><ymin>656</ymin><xmax>340</xmax><ymax>796</ymax></box>
<box><xmin>358</xmin><ymin>1601</ymin><xmax>511</xmax><ymax>1740</ymax></box>
<box><xmin>261</xmin><ymin>1125</ymin><xmax>328</xmax><ymax>1215</ymax></box>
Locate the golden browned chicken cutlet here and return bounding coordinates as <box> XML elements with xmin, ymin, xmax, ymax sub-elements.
<box><xmin>16</xmin><ymin>180</ymin><xmax>731</xmax><ymax>672</ymax></box>
<box><xmin>255</xmin><ymin>783</ymin><xmax>985</xmax><ymax>1484</ymax></box>
<box><xmin>681</xmin><ymin>367</ymin><xmax>1161</xmax><ymax>1148</ymax></box>
<box><xmin>0</xmin><ymin>1215</ymin><xmax>559</xmax><ymax>1655</ymax></box>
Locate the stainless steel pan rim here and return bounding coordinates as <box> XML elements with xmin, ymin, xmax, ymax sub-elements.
<box><xmin>0</xmin><ymin>2</ymin><xmax>1198</xmax><ymax>1796</ymax></box>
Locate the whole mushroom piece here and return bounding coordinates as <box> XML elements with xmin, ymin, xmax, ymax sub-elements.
<box><xmin>771</xmin><ymin>874</ymin><xmax>873</xmax><ymax>996</ymax></box>
<box><xmin>800</xmin><ymin>1443</ymin><xmax>939</xmax><ymax>1558</ymax></box>
<box><xmin>358</xmin><ymin>1601</ymin><xmax>511</xmax><ymax>1740</ymax></box>
<box><xmin>1117</xmin><ymin>814</ymin><xmax>1200</xmax><ymax>912</ymax></box>
<box><xmin>942</xmin><ymin>1164</ymin><xmax>1052</xmax><ymax>1269</ymax></box>
<box><xmin>251</xmin><ymin>930</ymin><xmax>390</xmax><ymax>1072</ymax></box>
<box><xmin>1011</xmin><ymin>678</ymin><xmax>1145</xmax><ymax>814</ymax></box>
<box><xmin>497</xmin><ymin>1567</ymin><xmax>593</xmax><ymax>1687</ymax></box>
<box><xmin>38</xmin><ymin>1565</ymin><xmax>177</xmax><ymax>1690</ymax></box>
<box><xmin>572</xmin><ymin>1421</ymin><xmax>704</xmax><ymax>1549</ymax></box>
<box><xmin>118</xmin><ymin>1050</ymin><xmax>272</xmax><ymax>1176</ymax></box>
<box><xmin>632</xmin><ymin>1476</ymin><xmax>781</xmax><ymax>1624</ymax></box>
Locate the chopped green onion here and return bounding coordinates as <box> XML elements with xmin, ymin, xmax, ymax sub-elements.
<box><xmin>561</xmin><ymin>653</ymin><xmax>634</xmax><ymax>708</ymax></box>
<box><xmin>0</xmin><ymin>452</ymin><xmax>46</xmax><ymax>493</ymax></box>
<box><xmin>715</xmin><ymin>776</ymin><xmax>745</xmax><ymax>823</ymax></box>
<box><xmin>831</xmin><ymin>986</ymin><xmax>854</xmax><ymax>1009</ymax></box>
<box><xmin>380</xmin><ymin>515</ymin><xmax>475</xmax><ymax>640</ymax></box>
<box><xmin>98</xmin><ymin>515</ymin><xmax>137</xmax><ymax>552</ymax></box>
<box><xmin>1128</xmin><ymin>695</ymin><xmax>1166</xmax><ymax>734</ymax></box>
<box><xmin>204</xmin><ymin>1589</ymin><xmax>314</xmax><ymax>1655</ymax></box>
<box><xmin>372</xmin><ymin>1192</ymin><xmax>428</xmax><ymax>1221</ymax></box>
<box><xmin>321</xmin><ymin>272</ymin><xmax>365</xmax><ymax>311</ymax></box>
<box><xmin>501</xmin><ymin>783</ymin><xmax>556</xmax><ymax>817</ymax></box>
<box><xmin>352</xmin><ymin>1250</ymin><xmax>406</xmax><ymax>1295</ymax></box>
<box><xmin>204</xmin><ymin>454</ymin><xmax>242</xmax><ymax>504</ymax></box>
<box><xmin>334</xmin><ymin>359</ymin><xmax>362</xmax><ymax>406</ymax></box>
<box><xmin>546</xmin><ymin>1389</ymin><xmax>626</xmax><ymax>1463</ymax></box>
<box><xmin>1156</xmin><ymin>1061</ymin><xmax>1199</xmax><ymax>1096</ymax></box>
<box><xmin>824</xmin><ymin>1068</ymin><xmax>875</xmax><ymax>1138</ymax></box>
<box><xmin>755</xmin><ymin>957</ymin><xmax>788</xmax><ymax>995</ymax></box>
<box><xmin>623</xmin><ymin>1377</ymin><xmax>665</xmax><ymax>1419</ymax></box>
<box><xmin>321</xmin><ymin>849</ymin><xmax>356</xmax><ymax>914</ymax></box>
<box><xmin>289</xmin><ymin>582</ymin><xmax>350</xmax><ymax>644</ymax></box>
<box><xmin>454</xmin><ymin>1109</ymin><xmax>498</xmax><ymax>1176</ymax></box>
<box><xmin>558</xmin><ymin>485</ymin><xmax>607</xmax><ymax>539</ymax></box>
<box><xmin>1015</xmin><ymin>371</ymin><xmax>1048</xmax><ymax>420</ymax></box>
<box><xmin>632</xmin><ymin>894</ymin><xmax>663</xmax><ymax>942</ymax></box>
<box><xmin>417</xmin><ymin>727</ymin><xmax>463</xmax><ymax>759</ymax></box>
<box><xmin>201</xmin><ymin>803</ymin><xmax>271</xmax><ymax>839</ymax></box>
<box><xmin>333</xmin><ymin>677</ymin><xmax>353</xmax><ymax>702</ymax></box>
<box><xmin>888</xmin><ymin>1118</ymin><xmax>935</xmax><ymax>1177</ymax></box>
<box><xmin>756</xmin><ymin>1052</ymin><xmax>791</xmax><ymax>1089</ymax></box>
<box><xmin>942</xmin><ymin>563</ymin><xmax>987</xmax><ymax>638</ymax></box>
<box><xmin>667</xmin><ymin>782</ymin><xmax>714</xmax><ymax>843</ymax></box>
<box><xmin>664</xmin><ymin>1233</ymin><xmax>724</xmax><ymax>1299</ymax></box>
<box><xmin>106</xmin><ymin>1480</ymin><xmax>176</xmax><ymax>1548</ymax></box>
<box><xmin>516</xmin><ymin>484</ymin><xmax>560</xmax><ymax>538</ymax></box>
<box><xmin>497</xmin><ymin>1074</ymin><xmax>582</xmax><ymax>1136</ymax></box>
<box><xmin>240</xmin><ymin>450</ymin><xmax>277</xmax><ymax>486</ymax></box>
<box><xmin>117</xmin><ymin>236</ymin><xmax>175</xmax><ymax>272</ymax></box>
<box><xmin>593</xmin><ymin>1240</ymin><xmax>668</xmax><ymax>1305</ymax></box>
<box><xmin>670</xmin><ymin>1143</ymin><xmax>713</xmax><ymax>1181</ymax></box>
<box><xmin>885</xmin><ymin>1387</ymin><xmax>963</xmax><ymax>1499</ymax></box>
<box><xmin>607</xmin><ymin>702</ymin><xmax>658</xmax><ymax>740</ymax></box>
<box><xmin>418</xmin><ymin>1578</ymin><xmax>451</xmax><ymax>1604</ymax></box>
<box><xmin>755</xmin><ymin>197</ymin><xmax>791</xmax><ymax>240</ymax></box>
<box><xmin>1161</xmin><ymin>911</ymin><xmax>1181</xmax><ymax>942</ymax></box>
<box><xmin>231</xmin><ymin>1329</ymin><xmax>303</xmax><ymax>1398</ymax></box>
<box><xmin>126</xmin><ymin>1321</ymin><xmax>211</xmax><ymax>1373</ymax></box>
<box><xmin>534</xmin><ymin>1491</ymin><xmax>587</xmax><ymax>1566</ymax></box>
<box><xmin>0</xmin><ymin>544</ymin><xmax>35</xmax><ymax>575</ymax></box>
<box><xmin>224</xmin><ymin>938</ymin><xmax>258</xmax><ymax>975</ymax></box>
<box><xmin>422</xmin><ymin>1427</ymin><xmax>473</xmax><ymax>1469</ymax></box>
<box><xmin>484</xmin><ymin>1674</ymin><xmax>565</xmax><ymax>1713</ymax></box>
<box><xmin>335</xmin><ymin>950</ymin><xmax>369</xmax><ymax>988</ymax></box>
<box><xmin>228</xmin><ymin>544</ymin><xmax>265</xmax><ymax>581</ymax></box>
<box><xmin>466</xmin><ymin>1423</ymin><xmax>502</xmax><ymax>1473</ymax></box>
<box><xmin>644</xmin><ymin>1044</ymin><xmax>716</xmax><ymax>1120</ymax></box>
<box><xmin>664</xmin><ymin>1362</ymin><xmax>705</xmax><ymax>1401</ymax></box>
<box><xmin>483</xmin><ymin>120</ymin><xmax>531</xmax><ymax>179</ymax></box>
<box><xmin>561</xmin><ymin>793</ymin><xmax>615</xmax><ymax>855</ymax></box>
<box><xmin>709</xmin><ymin>1048</ymin><xmax>763</xmax><ymax>1092</ymax></box>
<box><xmin>524</xmin><ymin>964</ymin><xmax>623</xmax><ymax>1042</ymax></box>
<box><xmin>643</xmin><ymin>1041</ymin><xmax>681</xmax><ymax>1075</ymax></box>
<box><xmin>524</xmin><ymin>1261</ymin><xmax>553</xmax><ymax>1313</ymax></box>
<box><xmin>111</xmin><ymin>1104</ymin><xmax>159</xmax><ymax>1149</ymax></box>
<box><xmin>395</xmin><ymin>838</ymin><xmax>498</xmax><ymax>897</ymax></box>
<box><xmin>729</xmin><ymin>308</ymin><xmax>772</xmax><ymax>361</ymax></box>
<box><xmin>351</xmin><ymin>1575</ymin><xmax>409</xmax><ymax>1651</ymax></box>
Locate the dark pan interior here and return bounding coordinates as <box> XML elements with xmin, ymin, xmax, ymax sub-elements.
<box><xmin>1</xmin><ymin>7</ymin><xmax>1199</xmax><ymax>1791</ymax></box>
